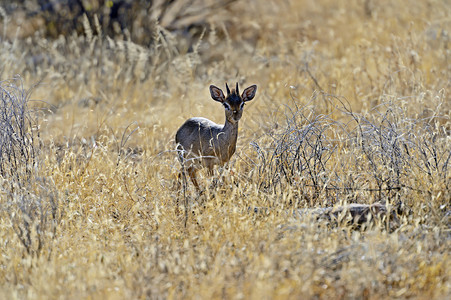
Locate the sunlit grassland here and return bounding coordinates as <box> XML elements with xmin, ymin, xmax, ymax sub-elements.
<box><xmin>0</xmin><ymin>0</ymin><xmax>449</xmax><ymax>299</ymax></box>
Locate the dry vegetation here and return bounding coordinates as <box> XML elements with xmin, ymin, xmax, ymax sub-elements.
<box><xmin>0</xmin><ymin>0</ymin><xmax>450</xmax><ymax>299</ymax></box>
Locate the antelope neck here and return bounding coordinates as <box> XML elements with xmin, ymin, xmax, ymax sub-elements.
<box><xmin>221</xmin><ymin>117</ymin><xmax>239</xmax><ymax>147</ymax></box>
<box><xmin>223</xmin><ymin>117</ymin><xmax>239</xmax><ymax>133</ymax></box>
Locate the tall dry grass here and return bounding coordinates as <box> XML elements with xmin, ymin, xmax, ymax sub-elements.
<box><xmin>0</xmin><ymin>0</ymin><xmax>449</xmax><ymax>299</ymax></box>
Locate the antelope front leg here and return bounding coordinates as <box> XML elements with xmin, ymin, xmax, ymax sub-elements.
<box><xmin>207</xmin><ymin>166</ymin><xmax>221</xmax><ymax>190</ymax></box>
<box><xmin>207</xmin><ymin>166</ymin><xmax>214</xmax><ymax>177</ymax></box>
<box><xmin>188</xmin><ymin>167</ymin><xmax>200</xmax><ymax>192</ymax></box>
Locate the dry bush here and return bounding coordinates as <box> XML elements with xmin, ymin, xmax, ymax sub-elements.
<box><xmin>0</xmin><ymin>77</ymin><xmax>38</xmax><ymax>183</ymax></box>
<box><xmin>0</xmin><ymin>77</ymin><xmax>61</xmax><ymax>258</ymax></box>
<box><xmin>0</xmin><ymin>0</ymin><xmax>449</xmax><ymax>299</ymax></box>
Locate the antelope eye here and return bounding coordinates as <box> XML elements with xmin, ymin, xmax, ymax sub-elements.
<box><xmin>240</xmin><ymin>102</ymin><xmax>245</xmax><ymax>109</ymax></box>
<box><xmin>223</xmin><ymin>103</ymin><xmax>231</xmax><ymax>110</ymax></box>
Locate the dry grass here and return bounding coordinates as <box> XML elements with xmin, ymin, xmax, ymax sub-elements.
<box><xmin>0</xmin><ymin>0</ymin><xmax>449</xmax><ymax>299</ymax></box>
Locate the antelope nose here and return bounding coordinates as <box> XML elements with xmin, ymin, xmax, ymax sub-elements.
<box><xmin>233</xmin><ymin>110</ymin><xmax>237</xmax><ymax>113</ymax></box>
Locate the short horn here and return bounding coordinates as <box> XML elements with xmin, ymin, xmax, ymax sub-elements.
<box><xmin>225</xmin><ymin>83</ymin><xmax>230</xmax><ymax>95</ymax></box>
<box><xmin>236</xmin><ymin>82</ymin><xmax>239</xmax><ymax>95</ymax></box>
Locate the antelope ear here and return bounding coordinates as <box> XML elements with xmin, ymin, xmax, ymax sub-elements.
<box><xmin>210</xmin><ymin>85</ymin><xmax>225</xmax><ymax>102</ymax></box>
<box><xmin>242</xmin><ymin>85</ymin><xmax>257</xmax><ymax>102</ymax></box>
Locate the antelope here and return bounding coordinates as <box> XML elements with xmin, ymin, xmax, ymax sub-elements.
<box><xmin>175</xmin><ymin>82</ymin><xmax>257</xmax><ymax>190</ymax></box>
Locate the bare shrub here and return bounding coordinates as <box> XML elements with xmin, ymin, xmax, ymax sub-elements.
<box><xmin>252</xmin><ymin>94</ymin><xmax>450</xmax><ymax>210</ymax></box>
<box><xmin>0</xmin><ymin>77</ymin><xmax>61</xmax><ymax>257</ymax></box>
<box><xmin>0</xmin><ymin>76</ymin><xmax>38</xmax><ymax>185</ymax></box>
<box><xmin>349</xmin><ymin>98</ymin><xmax>450</xmax><ymax>204</ymax></box>
<box><xmin>2</xmin><ymin>177</ymin><xmax>60</xmax><ymax>257</ymax></box>
<box><xmin>350</xmin><ymin>101</ymin><xmax>414</xmax><ymax>201</ymax></box>
<box><xmin>252</xmin><ymin>97</ymin><xmax>338</xmax><ymax>203</ymax></box>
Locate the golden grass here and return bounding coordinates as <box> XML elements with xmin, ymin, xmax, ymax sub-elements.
<box><xmin>0</xmin><ymin>0</ymin><xmax>449</xmax><ymax>299</ymax></box>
